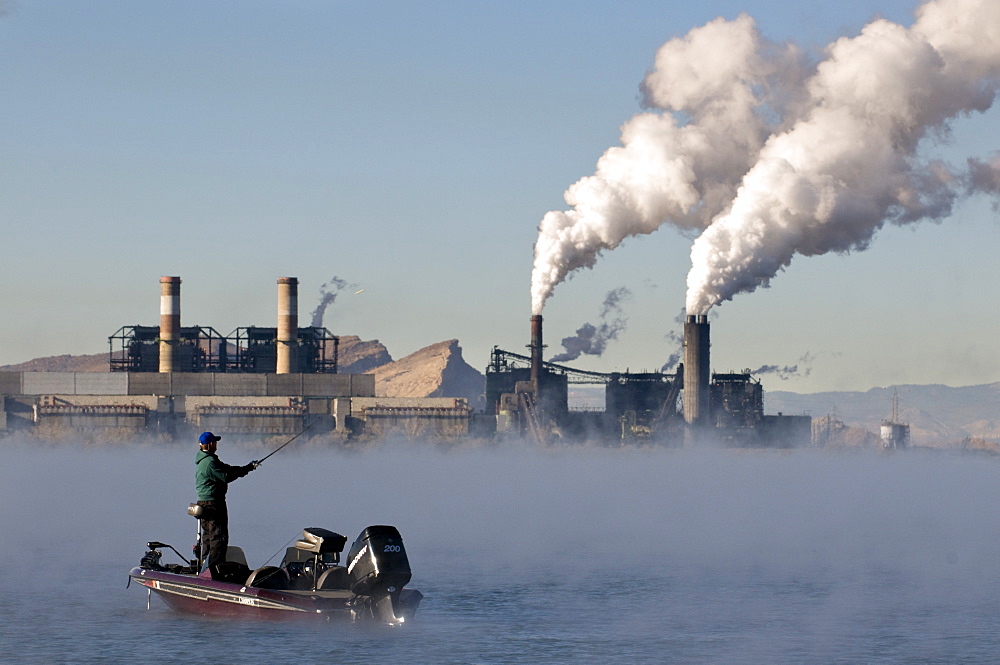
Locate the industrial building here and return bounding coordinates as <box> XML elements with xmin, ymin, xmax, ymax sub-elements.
<box><xmin>486</xmin><ymin>314</ymin><xmax>812</xmax><ymax>447</ymax></box>
<box><xmin>0</xmin><ymin>276</ymin><xmax>811</xmax><ymax>446</ymax></box>
<box><xmin>0</xmin><ymin>277</ymin><xmax>469</xmax><ymax>441</ymax></box>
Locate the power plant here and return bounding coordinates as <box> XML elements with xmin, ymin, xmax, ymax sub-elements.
<box><xmin>0</xmin><ymin>276</ymin><xmax>810</xmax><ymax>445</ymax></box>
<box><xmin>0</xmin><ymin>277</ymin><xmax>469</xmax><ymax>440</ymax></box>
<box><xmin>486</xmin><ymin>314</ymin><xmax>811</xmax><ymax>447</ymax></box>
<box><xmin>109</xmin><ymin>277</ymin><xmax>339</xmax><ymax>375</ymax></box>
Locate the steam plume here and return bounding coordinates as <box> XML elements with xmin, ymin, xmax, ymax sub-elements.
<box><xmin>751</xmin><ymin>364</ymin><xmax>804</xmax><ymax>380</ymax></box>
<box><xmin>661</xmin><ymin>347</ymin><xmax>681</xmax><ymax>373</ymax></box>
<box><xmin>660</xmin><ymin>308</ymin><xmax>687</xmax><ymax>372</ymax></box>
<box><xmin>530</xmin><ymin>0</ymin><xmax>1000</xmax><ymax>317</ymax></box>
<box><xmin>530</xmin><ymin>14</ymin><xmax>806</xmax><ymax>315</ymax></box>
<box><xmin>687</xmin><ymin>0</ymin><xmax>1000</xmax><ymax>313</ymax></box>
<box><xmin>549</xmin><ymin>287</ymin><xmax>631</xmax><ymax>363</ymax></box>
<box><xmin>309</xmin><ymin>276</ymin><xmax>354</xmax><ymax>328</ymax></box>
<box><xmin>967</xmin><ymin>152</ymin><xmax>1000</xmax><ymax>205</ymax></box>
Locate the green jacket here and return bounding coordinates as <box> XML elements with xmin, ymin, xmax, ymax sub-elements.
<box><xmin>195</xmin><ymin>450</ymin><xmax>250</xmax><ymax>502</ymax></box>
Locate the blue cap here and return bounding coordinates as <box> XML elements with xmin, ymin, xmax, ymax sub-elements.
<box><xmin>199</xmin><ymin>432</ymin><xmax>221</xmax><ymax>445</ymax></box>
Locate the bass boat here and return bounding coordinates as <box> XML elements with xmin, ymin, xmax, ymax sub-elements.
<box><xmin>129</xmin><ymin>523</ymin><xmax>421</xmax><ymax>624</ymax></box>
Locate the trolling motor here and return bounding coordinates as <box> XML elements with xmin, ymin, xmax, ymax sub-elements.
<box><xmin>140</xmin><ymin>541</ymin><xmax>197</xmax><ymax>574</ymax></box>
<box><xmin>138</xmin><ymin>503</ymin><xmax>204</xmax><ymax>573</ymax></box>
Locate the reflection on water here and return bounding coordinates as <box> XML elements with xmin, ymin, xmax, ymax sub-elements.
<box><xmin>2</xmin><ymin>441</ymin><xmax>999</xmax><ymax>663</ymax></box>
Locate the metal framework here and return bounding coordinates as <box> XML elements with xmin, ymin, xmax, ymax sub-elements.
<box><xmin>109</xmin><ymin>325</ymin><xmax>228</xmax><ymax>373</ymax></box>
<box><xmin>108</xmin><ymin>325</ymin><xmax>338</xmax><ymax>373</ymax></box>
<box><xmin>486</xmin><ymin>347</ymin><xmax>612</xmax><ymax>384</ymax></box>
<box><xmin>228</xmin><ymin>326</ymin><xmax>339</xmax><ymax>374</ymax></box>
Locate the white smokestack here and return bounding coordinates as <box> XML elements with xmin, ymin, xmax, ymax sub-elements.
<box><xmin>276</xmin><ymin>277</ymin><xmax>299</xmax><ymax>375</ymax></box>
<box><xmin>158</xmin><ymin>276</ymin><xmax>181</xmax><ymax>373</ymax></box>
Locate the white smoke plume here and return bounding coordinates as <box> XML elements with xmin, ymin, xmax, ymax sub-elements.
<box><xmin>530</xmin><ymin>14</ymin><xmax>808</xmax><ymax>315</ymax></box>
<box><xmin>686</xmin><ymin>0</ymin><xmax>1000</xmax><ymax>313</ymax></box>
<box><xmin>549</xmin><ymin>287</ymin><xmax>631</xmax><ymax>363</ymax></box>
<box><xmin>751</xmin><ymin>352</ymin><xmax>815</xmax><ymax>380</ymax></box>
<box><xmin>967</xmin><ymin>152</ymin><xmax>1000</xmax><ymax>206</ymax></box>
<box><xmin>531</xmin><ymin>0</ymin><xmax>1000</xmax><ymax>317</ymax></box>
<box><xmin>660</xmin><ymin>345</ymin><xmax>681</xmax><ymax>373</ymax></box>
<box><xmin>309</xmin><ymin>276</ymin><xmax>355</xmax><ymax>328</ymax></box>
<box><xmin>659</xmin><ymin>308</ymin><xmax>688</xmax><ymax>372</ymax></box>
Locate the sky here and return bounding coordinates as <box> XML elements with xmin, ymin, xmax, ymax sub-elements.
<box><xmin>1</xmin><ymin>0</ymin><xmax>998</xmax><ymax>395</ymax></box>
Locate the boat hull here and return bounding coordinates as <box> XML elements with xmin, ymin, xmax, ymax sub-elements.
<box><xmin>129</xmin><ymin>567</ymin><xmax>421</xmax><ymax>622</ymax></box>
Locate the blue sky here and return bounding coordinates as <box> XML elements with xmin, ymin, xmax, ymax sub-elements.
<box><xmin>1</xmin><ymin>0</ymin><xmax>997</xmax><ymax>394</ymax></box>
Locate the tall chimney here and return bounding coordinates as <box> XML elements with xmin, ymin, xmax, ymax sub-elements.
<box><xmin>276</xmin><ymin>277</ymin><xmax>299</xmax><ymax>374</ymax></box>
<box><xmin>529</xmin><ymin>314</ymin><xmax>544</xmax><ymax>390</ymax></box>
<box><xmin>158</xmin><ymin>276</ymin><xmax>181</xmax><ymax>373</ymax></box>
<box><xmin>683</xmin><ymin>314</ymin><xmax>710</xmax><ymax>426</ymax></box>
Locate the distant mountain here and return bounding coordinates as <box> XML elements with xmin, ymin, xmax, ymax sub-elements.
<box><xmin>766</xmin><ymin>383</ymin><xmax>1000</xmax><ymax>446</ymax></box>
<box><xmin>0</xmin><ymin>353</ymin><xmax>110</xmax><ymax>373</ymax></box>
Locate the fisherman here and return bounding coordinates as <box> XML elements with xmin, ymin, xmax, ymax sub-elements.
<box><xmin>194</xmin><ymin>432</ymin><xmax>258</xmax><ymax>575</ymax></box>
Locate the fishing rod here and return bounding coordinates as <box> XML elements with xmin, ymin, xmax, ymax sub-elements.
<box><xmin>256</xmin><ymin>419</ymin><xmax>318</xmax><ymax>466</ymax></box>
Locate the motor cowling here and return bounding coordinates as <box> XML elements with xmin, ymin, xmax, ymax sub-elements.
<box><xmin>346</xmin><ymin>525</ymin><xmax>411</xmax><ymax>598</ymax></box>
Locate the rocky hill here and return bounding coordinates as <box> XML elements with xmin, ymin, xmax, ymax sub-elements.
<box><xmin>374</xmin><ymin>340</ymin><xmax>486</xmax><ymax>408</ymax></box>
<box><xmin>0</xmin><ymin>336</ymin><xmax>487</xmax><ymax>408</ymax></box>
<box><xmin>336</xmin><ymin>336</ymin><xmax>393</xmax><ymax>374</ymax></box>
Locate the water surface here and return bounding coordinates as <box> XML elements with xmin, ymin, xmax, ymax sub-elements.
<box><xmin>1</xmin><ymin>440</ymin><xmax>998</xmax><ymax>664</ymax></box>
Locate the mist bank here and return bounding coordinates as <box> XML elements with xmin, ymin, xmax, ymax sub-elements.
<box><xmin>2</xmin><ymin>440</ymin><xmax>999</xmax><ymax>578</ymax></box>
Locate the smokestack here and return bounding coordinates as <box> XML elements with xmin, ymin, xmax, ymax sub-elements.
<box><xmin>529</xmin><ymin>314</ymin><xmax>544</xmax><ymax>390</ymax></box>
<box><xmin>158</xmin><ymin>276</ymin><xmax>181</xmax><ymax>373</ymax></box>
<box><xmin>276</xmin><ymin>277</ymin><xmax>299</xmax><ymax>374</ymax></box>
<box><xmin>683</xmin><ymin>314</ymin><xmax>710</xmax><ymax>426</ymax></box>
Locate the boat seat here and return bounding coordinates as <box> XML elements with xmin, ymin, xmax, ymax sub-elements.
<box><xmin>294</xmin><ymin>528</ymin><xmax>347</xmax><ymax>556</ymax></box>
<box><xmin>246</xmin><ymin>566</ymin><xmax>288</xmax><ymax>590</ymax></box>
<box><xmin>225</xmin><ymin>546</ymin><xmax>248</xmax><ymax>566</ymax></box>
<box><xmin>211</xmin><ymin>561</ymin><xmax>251</xmax><ymax>584</ymax></box>
<box><xmin>316</xmin><ymin>565</ymin><xmax>350</xmax><ymax>590</ymax></box>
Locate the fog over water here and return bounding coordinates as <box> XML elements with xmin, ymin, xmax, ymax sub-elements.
<box><xmin>3</xmin><ymin>438</ymin><xmax>1000</xmax><ymax>663</ymax></box>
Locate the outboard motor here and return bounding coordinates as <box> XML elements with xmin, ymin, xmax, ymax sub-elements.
<box><xmin>346</xmin><ymin>525</ymin><xmax>411</xmax><ymax>623</ymax></box>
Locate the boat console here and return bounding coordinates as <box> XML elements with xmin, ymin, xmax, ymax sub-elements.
<box><xmin>279</xmin><ymin>527</ymin><xmax>349</xmax><ymax>591</ymax></box>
